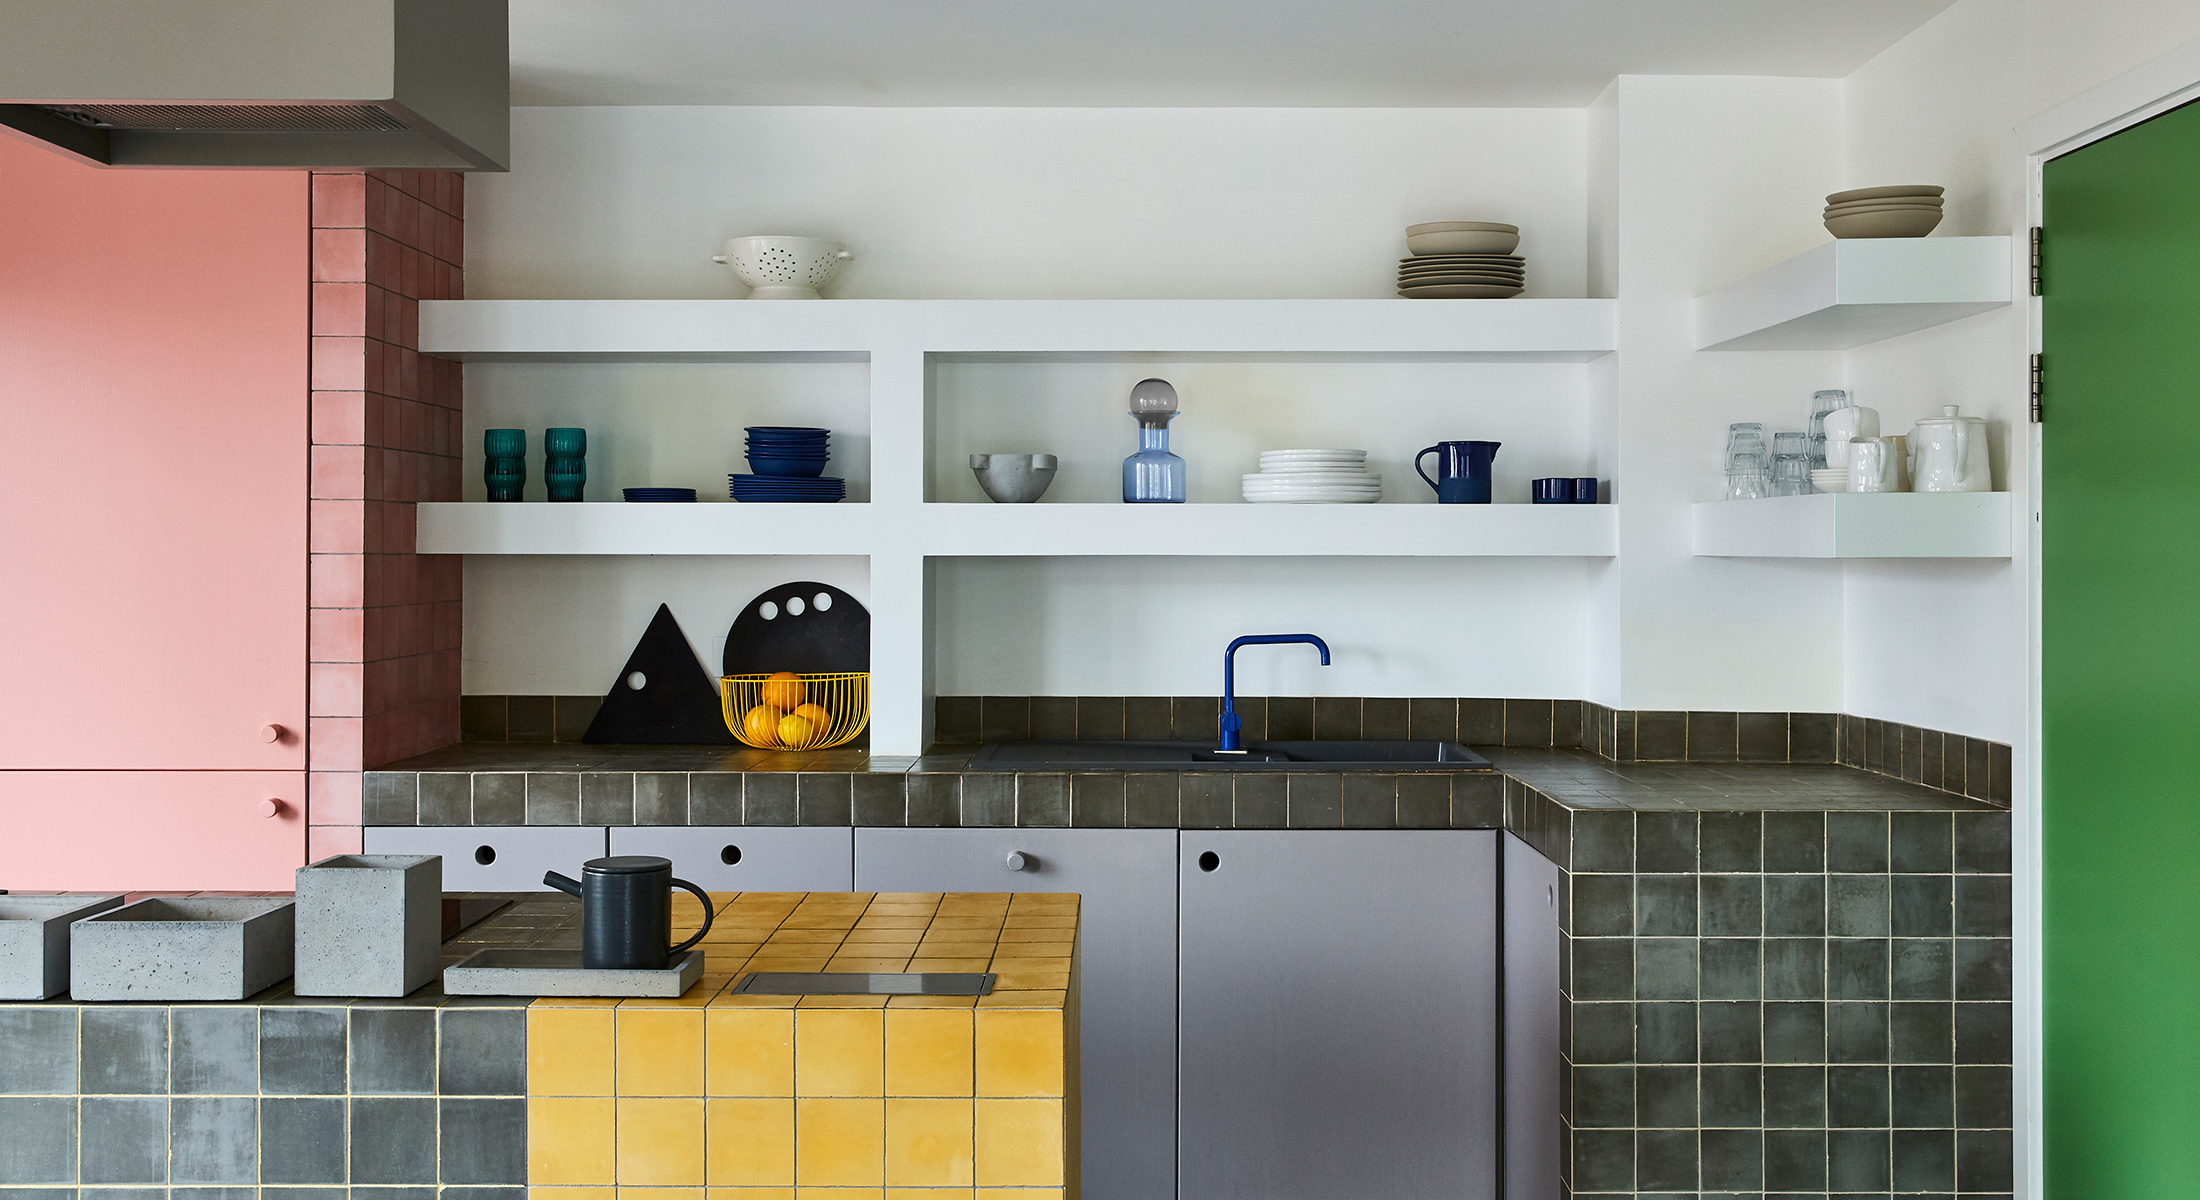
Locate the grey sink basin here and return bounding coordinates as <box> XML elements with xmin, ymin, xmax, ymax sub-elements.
<box><xmin>0</xmin><ymin>895</ymin><xmax>124</xmax><ymax>999</ymax></box>
<box><xmin>71</xmin><ymin>896</ymin><xmax>296</xmax><ymax>1001</ymax></box>
<box><xmin>966</xmin><ymin>740</ymin><xmax>1494</xmax><ymax>771</ymax></box>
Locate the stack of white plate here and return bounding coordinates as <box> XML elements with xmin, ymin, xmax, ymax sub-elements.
<box><xmin>1399</xmin><ymin>221</ymin><xmax>1525</xmax><ymax>299</ymax></box>
<box><xmin>1810</xmin><ymin>468</ymin><xmax>1849</xmax><ymax>494</ymax></box>
<box><xmin>1243</xmin><ymin>449</ymin><xmax>1381</xmax><ymax>503</ymax></box>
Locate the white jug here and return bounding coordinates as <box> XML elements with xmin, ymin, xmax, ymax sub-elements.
<box><xmin>1909</xmin><ymin>405</ymin><xmax>1990</xmax><ymax>493</ymax></box>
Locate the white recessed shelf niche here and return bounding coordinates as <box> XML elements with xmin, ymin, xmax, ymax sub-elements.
<box><xmin>1694</xmin><ymin>236</ymin><xmax>2013</xmax><ymax>351</ymax></box>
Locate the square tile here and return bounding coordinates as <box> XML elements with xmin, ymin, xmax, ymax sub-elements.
<box><xmin>854</xmin><ymin>775</ymin><xmax>908</xmax><ymax>826</ymax></box>
<box><xmin>885</xmin><ymin>1009</ymin><xmax>972</xmax><ymax>1098</ymax></box>
<box><xmin>1828</xmin><ymin>1127</ymin><xmax>1891</xmax><ymax>1192</ymax></box>
<box><xmin>959</xmin><ymin>776</ymin><xmax>1014</xmax><ymax>828</ymax></box>
<box><xmin>1015</xmin><ymin>775</ymin><xmax>1069</xmax><ymax>828</ymax></box>
<box><xmin>905</xmin><ymin>776</ymin><xmax>959</xmax><ymax>828</ymax></box>
<box><xmin>1956</xmin><ymin>1064</ymin><xmax>2014</xmax><ymax>1128</ymax></box>
<box><xmin>352</xmin><ymin>1007</ymin><xmax>436</xmax><ymax>1095</ymax></box>
<box><xmin>1456</xmin><ymin>698</ymin><xmax>1502</xmax><ymax>744</ymax></box>
<box><xmin>420</xmin><ymin>774</ymin><xmax>474</xmax><ymax>824</ymax></box>
<box><xmin>1635</xmin><ymin>1064</ymin><xmax>1695</xmax><ymax>1128</ymax></box>
<box><xmin>1407</xmin><ymin>697</ymin><xmax>1457</xmax><ymax>742</ymax></box>
<box><xmin>1738</xmin><ymin>712</ymin><xmax>1790</xmax><ymax>762</ymax></box>
<box><xmin>1827</xmin><ymin>1064</ymin><xmax>1889</xmax><ymax>1127</ymax></box>
<box><xmin>531</xmin><ymin>1006</ymin><xmax>616</xmax><ymax>1097</ymax></box>
<box><xmin>1571</xmin><ymin>1001</ymin><xmax>1633</xmax><ymax>1064</ymax></box>
<box><xmin>1891</xmin><ymin>1063</ymin><xmax>1953</xmax><ymax>1127</ymax></box>
<box><xmin>170</xmin><ymin>1097</ymin><xmax>257</xmax><ymax>1184</ymax></box>
<box><xmin>1027</xmin><ymin>697</ymin><xmax>1075</xmax><ymax>741</ymax></box>
<box><xmin>1636</xmin><ymin>875</ymin><xmax>1696</xmax><ymax>937</ymax></box>
<box><xmin>1570</xmin><ymin>1127</ymin><xmax>1633</xmax><ymax>1192</ymax></box>
<box><xmin>1828</xmin><ymin>875</ymin><xmax>1890</xmax><ymax>938</ymax></box>
<box><xmin>474</xmin><ymin>773</ymin><xmax>527</xmax><ymax>825</ymax></box>
<box><xmin>81</xmin><ymin>1096</ymin><xmax>167</xmax><ymax>1183</ymax></box>
<box><xmin>1762</xmin><ymin>812</ymin><xmax>1825</xmax><ymax>872</ymax></box>
<box><xmin>1636</xmin><ymin>939</ymin><xmax>1698</xmax><ymax>1001</ymax></box>
<box><xmin>1698</xmin><ymin>1127</ymin><xmax>1763</xmax><ymax>1191</ymax></box>
<box><xmin>1312</xmin><ymin>696</ymin><xmax>1361</xmax><ymax>740</ymax></box>
<box><xmin>0</xmin><ymin>1009</ymin><xmax>78</xmax><ymax>1094</ymax></box>
<box><xmin>1893</xmin><ymin>939</ymin><xmax>1954</xmax><ymax>1001</ymax></box>
<box><xmin>529</xmin><ymin>1096</ymin><xmax>617</xmax><ymax>1184</ymax></box>
<box><xmin>1699</xmin><ymin>1065</ymin><xmax>1760</xmax><ymax>1128</ymax></box>
<box><xmin>1826</xmin><ymin>812</ymin><xmax>1888</xmax><ymax>873</ymax></box>
<box><xmin>1699</xmin><ymin>1000</ymin><xmax>1760</xmax><ymax>1063</ymax></box>
<box><xmin>1892</xmin><ymin>1128</ymin><xmax>1955</xmax><ymax>1191</ymax></box>
<box><xmin>1700</xmin><ymin>812</ymin><xmax>1762</xmax><ymax>872</ymax></box>
<box><xmin>1763</xmin><ymin>1128</ymin><xmax>1827</xmax><ymax>1191</ymax></box>
<box><xmin>616</xmin><ymin>1096</ymin><xmax>706</xmax><ymax>1185</ymax></box>
<box><xmin>80</xmin><ymin>1008</ymin><xmax>167</xmax><ymax>1095</ymax></box>
<box><xmin>1266</xmin><ymin>697</ymin><xmax>1313</xmax><ymax>741</ymax></box>
<box><xmin>1892</xmin><ymin>875</ymin><xmax>1953</xmax><ymax>938</ymax></box>
<box><xmin>1890</xmin><ymin>1001</ymin><xmax>1953</xmax><ymax>1063</ymax></box>
<box><xmin>1954</xmin><ymin>938</ymin><xmax>2012</xmax><ymax>1001</ymax></box>
<box><xmin>1700</xmin><ymin>939</ymin><xmax>1762</xmax><ymax>1000</ymax></box>
<box><xmin>1762</xmin><ymin>1064</ymin><xmax>1825</xmax><ymax>1128</ymax></box>
<box><xmin>797</xmin><ymin>1097</ymin><xmax>886</xmax><ymax>1186</ymax></box>
<box><xmin>1828</xmin><ymin>938</ymin><xmax>1889</xmax><ymax>1000</ymax></box>
<box><xmin>1889</xmin><ymin>812</ymin><xmax>1952</xmax><ymax>873</ymax></box>
<box><xmin>1340</xmin><ymin>775</ymin><xmax>1394</xmax><ymax>828</ymax></box>
<box><xmin>1827</xmin><ymin>1001</ymin><xmax>1889</xmax><ymax>1062</ymax></box>
<box><xmin>708</xmin><ymin>1097</ymin><xmax>796</xmax><ymax>1185</ymax></box>
<box><xmin>637</xmin><ymin>773</ymin><xmax>692</xmax><ymax>825</ymax></box>
<box><xmin>797</xmin><ymin>1010</ymin><xmax>885</xmax><ymax>1097</ymax></box>
<box><xmin>260</xmin><ymin>1097</ymin><xmax>347</xmax><ymax>1184</ymax></box>
<box><xmin>1573</xmin><ymin>1063</ymin><xmax>1633</xmax><ymax>1127</ymax></box>
<box><xmin>581</xmin><ymin>774</ymin><xmax>637</xmax><ymax>825</ymax></box>
<box><xmin>885</xmin><ymin>1098</ymin><xmax>976</xmax><ymax>1187</ymax></box>
<box><xmin>692</xmin><ymin>775</ymin><xmax>744</xmax><ymax>825</ymax></box>
<box><xmin>622</xmin><ymin>1008</ymin><xmax>707</xmax><ymax>1097</ymax></box>
<box><xmin>1286</xmin><ymin>774</ymin><xmax>1342</xmax><ymax>828</ymax></box>
<box><xmin>1685</xmin><ymin>711</ymin><xmax>1739</xmax><ymax>761</ymax></box>
<box><xmin>1636</xmin><ymin>1127</ymin><xmax>1698</xmax><ymax>1191</ymax></box>
<box><xmin>1635</xmin><ymin>812</ymin><xmax>1698</xmax><ymax>872</ymax></box>
<box><xmin>0</xmin><ymin>1097</ymin><xmax>73</xmax><ymax>1183</ymax></box>
<box><xmin>709</xmin><ymin>1008</ymin><xmax>794</xmax><ymax>1097</ymax></box>
<box><xmin>351</xmin><ymin>1096</ymin><xmax>437</xmax><ymax>1184</ymax></box>
<box><xmin>975</xmin><ymin>1010</ymin><xmax>1063</xmax><ymax>1097</ymax></box>
<box><xmin>1699</xmin><ymin>874</ymin><xmax>1761</xmax><ymax>938</ymax></box>
<box><xmin>973</xmin><ymin>1098</ymin><xmax>1063</xmax><ymax>1187</ymax></box>
<box><xmin>261</xmin><ymin>1008</ymin><xmax>347</xmax><ymax>1095</ymax></box>
<box><xmin>1572</xmin><ymin>875</ymin><xmax>1632</xmax><ymax>937</ymax></box>
<box><xmin>1636</xmin><ymin>1002</ymin><xmax>1697</xmax><ymax>1063</ymax></box>
<box><xmin>172</xmin><ymin>1008</ymin><xmax>257</xmax><ymax>1095</ymax></box>
<box><xmin>1763</xmin><ymin>1002</ymin><xmax>1826</xmax><ymax>1063</ymax></box>
<box><xmin>442</xmin><ymin>1096</ymin><xmax>528</xmax><ymax>1183</ymax></box>
<box><xmin>527</xmin><ymin>773</ymin><xmax>584</xmax><ymax>824</ymax></box>
<box><xmin>1954</xmin><ymin>874</ymin><xmax>2012</xmax><ymax>938</ymax></box>
<box><xmin>799</xmin><ymin>774</ymin><xmax>855</xmax><ymax>827</ymax></box>
<box><xmin>1959</xmin><ymin>1127</ymin><xmax>2015</xmax><ymax>1191</ymax></box>
<box><xmin>1449</xmin><ymin>774</ymin><xmax>1504</xmax><ymax>828</ymax></box>
<box><xmin>442</xmin><ymin>1008</ymin><xmax>527</xmax><ymax>1095</ymax></box>
<box><xmin>1395</xmin><ymin>775</ymin><xmax>1448</xmax><ymax>828</ymax></box>
<box><xmin>1763</xmin><ymin>875</ymin><xmax>1826</xmax><ymax>937</ymax></box>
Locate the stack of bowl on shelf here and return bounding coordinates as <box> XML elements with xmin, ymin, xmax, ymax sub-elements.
<box><xmin>622</xmin><ymin>487</ymin><xmax>697</xmax><ymax>502</ymax></box>
<box><xmin>544</xmin><ymin>427</ymin><xmax>586</xmax><ymax>502</ymax></box>
<box><xmin>1242</xmin><ymin>449</ymin><xmax>1381</xmax><ymax>504</ymax></box>
<box><xmin>483</xmin><ymin>429</ymin><xmax>524</xmax><ymax>502</ymax></box>
<box><xmin>1822</xmin><ymin>185</ymin><xmax>1944</xmax><ymax>238</ymax></box>
<box><xmin>729</xmin><ymin>426</ymin><xmax>847</xmax><ymax>503</ymax></box>
<box><xmin>1398</xmin><ymin>222</ymin><xmax>1525</xmax><ymax>298</ymax></box>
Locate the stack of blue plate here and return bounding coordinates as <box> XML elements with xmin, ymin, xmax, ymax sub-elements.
<box><xmin>623</xmin><ymin>487</ymin><xmax>698</xmax><ymax>502</ymax></box>
<box><xmin>729</xmin><ymin>474</ymin><xmax>846</xmax><ymax>503</ymax></box>
<box><xmin>745</xmin><ymin>426</ymin><xmax>831</xmax><ymax>478</ymax></box>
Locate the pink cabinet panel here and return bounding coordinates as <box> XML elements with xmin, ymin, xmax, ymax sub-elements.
<box><xmin>0</xmin><ymin>137</ymin><xmax>309</xmax><ymax>770</ymax></box>
<box><xmin>0</xmin><ymin>771</ymin><xmax>306</xmax><ymax>892</ymax></box>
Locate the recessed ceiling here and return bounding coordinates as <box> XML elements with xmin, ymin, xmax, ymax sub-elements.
<box><xmin>510</xmin><ymin>0</ymin><xmax>1960</xmax><ymax>107</ymax></box>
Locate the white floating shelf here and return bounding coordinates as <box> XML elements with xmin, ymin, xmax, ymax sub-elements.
<box><xmin>416</xmin><ymin>501</ymin><xmax>1617</xmax><ymax>558</ymax></box>
<box><xmin>1694</xmin><ymin>236</ymin><xmax>2012</xmax><ymax>351</ymax></box>
<box><xmin>421</xmin><ymin>298</ymin><xmax>1618</xmax><ymax>362</ymax></box>
<box><xmin>1692</xmin><ymin>493</ymin><xmax>2012</xmax><ymax>558</ymax></box>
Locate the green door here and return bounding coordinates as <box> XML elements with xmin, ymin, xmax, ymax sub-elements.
<box><xmin>2042</xmin><ymin>97</ymin><xmax>2200</xmax><ymax>1196</ymax></box>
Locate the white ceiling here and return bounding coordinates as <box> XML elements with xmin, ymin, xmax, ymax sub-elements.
<box><xmin>509</xmin><ymin>0</ymin><xmax>1961</xmax><ymax>107</ymax></box>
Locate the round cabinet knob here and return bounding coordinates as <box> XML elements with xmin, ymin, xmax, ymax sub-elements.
<box><xmin>1005</xmin><ymin>851</ymin><xmax>1032</xmax><ymax>873</ymax></box>
<box><xmin>260</xmin><ymin>724</ymin><xmax>286</xmax><ymax>744</ymax></box>
<box><xmin>257</xmin><ymin>798</ymin><xmax>285</xmax><ymax>818</ymax></box>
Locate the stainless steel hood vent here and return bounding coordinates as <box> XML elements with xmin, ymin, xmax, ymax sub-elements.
<box><xmin>0</xmin><ymin>0</ymin><xmax>508</xmax><ymax>170</ymax></box>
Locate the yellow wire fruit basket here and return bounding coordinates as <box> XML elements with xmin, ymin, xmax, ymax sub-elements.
<box><xmin>720</xmin><ymin>672</ymin><xmax>870</xmax><ymax>750</ymax></box>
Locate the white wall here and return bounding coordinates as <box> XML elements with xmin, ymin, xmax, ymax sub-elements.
<box><xmin>467</xmin><ymin>106</ymin><xmax>1589</xmax><ymax>301</ymax></box>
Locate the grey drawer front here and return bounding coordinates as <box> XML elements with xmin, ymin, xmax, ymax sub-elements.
<box><xmin>854</xmin><ymin>828</ymin><xmax>1179</xmax><ymax>1200</ymax></box>
<box><xmin>1178</xmin><ymin>829</ymin><xmax>1499</xmax><ymax>1200</ymax></box>
<box><xmin>1503</xmin><ymin>832</ymin><xmax>1563</xmax><ymax>1200</ymax></box>
<box><xmin>608</xmin><ymin>826</ymin><xmax>853</xmax><ymax>891</ymax></box>
<box><xmin>362</xmin><ymin>826</ymin><xmax>607</xmax><ymax>891</ymax></box>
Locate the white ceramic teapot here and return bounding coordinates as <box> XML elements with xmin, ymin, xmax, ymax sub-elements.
<box><xmin>1909</xmin><ymin>405</ymin><xmax>1991</xmax><ymax>493</ymax></box>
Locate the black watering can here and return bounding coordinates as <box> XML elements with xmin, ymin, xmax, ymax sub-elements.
<box><xmin>544</xmin><ymin>855</ymin><xmax>715</xmax><ymax>970</ymax></box>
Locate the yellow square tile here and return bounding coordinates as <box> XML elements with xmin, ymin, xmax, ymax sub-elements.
<box><xmin>885</xmin><ymin>1098</ymin><xmax>975</xmax><ymax>1187</ymax></box>
<box><xmin>915</xmin><ymin>941</ymin><xmax>998</xmax><ymax>956</ymax></box>
<box><xmin>976</xmin><ymin>991</ymin><xmax>1066</xmax><ymax>1010</ymax></box>
<box><xmin>974</xmin><ymin>1011</ymin><xmax>1064</xmax><ymax>1098</ymax></box>
<box><xmin>708</xmin><ymin>1008</ymin><xmax>795</xmax><ymax>1097</ymax></box>
<box><xmin>889</xmin><ymin>1192</ymin><xmax>974</xmax><ymax>1200</ymax></box>
<box><xmin>797</xmin><ymin>995</ymin><xmax>891</xmax><ymax>1009</ymax></box>
<box><xmin>885</xmin><ymin>995</ymin><xmax>978</xmax><ymax>1009</ymax></box>
<box><xmin>854</xmin><ymin>915</ymin><xmax>932</xmax><ymax>930</ymax></box>
<box><xmin>620</xmin><ymin>1190</ymin><xmax>704</xmax><ymax>1200</ymax></box>
<box><xmin>842</xmin><ymin>927</ymin><xmax>923</xmax><ymax>943</ymax></box>
<box><xmin>795</xmin><ymin>1191</ymin><xmax>883</xmax><ymax>1200</ymax></box>
<box><xmin>996</xmin><ymin>943</ymin><xmax>1071</xmax><ymax>958</ymax></box>
<box><xmin>988</xmin><ymin>971</ymin><xmax>1068</xmax><ymax>992</ymax></box>
<box><xmin>531</xmin><ymin>1097</ymin><xmax>618</xmax><ymax>1184</ymax></box>
<box><xmin>531</xmin><ymin>1189</ymin><xmax>617</xmax><ymax>1200</ymax></box>
<box><xmin>926</xmin><ymin>916</ymin><xmax>1004</xmax><ymax>930</ymax></box>
<box><xmin>973</xmin><ymin>1099</ymin><xmax>1064</xmax><ymax>1187</ymax></box>
<box><xmin>532</xmin><ymin>1007</ymin><xmax>617</xmax><ymax>1096</ymax></box>
<box><xmin>975</xmin><ymin>1191</ymin><xmax>1061</xmax><ymax>1200</ymax></box>
<box><xmin>619</xmin><ymin>1097</ymin><xmax>708</xmax><ymax>1185</ymax></box>
<box><xmin>907</xmin><ymin>958</ymin><xmax>991</xmax><ymax>973</ymax></box>
<box><xmin>620</xmin><ymin>1008</ymin><xmax>708</xmax><ymax>1096</ymax></box>
<box><xmin>708</xmin><ymin>1191</ymin><xmax>796</xmax><ymax>1200</ymax></box>
<box><xmin>796</xmin><ymin>1097</ymin><xmax>886</xmax><ymax>1186</ymax></box>
<box><xmin>773</xmin><ymin>928</ymin><xmax>853</xmax><ymax>944</ymax></box>
<box><xmin>871</xmin><ymin>892</ymin><xmax>942</xmax><ymax>903</ymax></box>
<box><xmin>796</xmin><ymin>1009</ymin><xmax>885</xmax><ymax>1096</ymax></box>
<box><xmin>707</xmin><ymin>1097</ymin><xmax>796</xmax><ymax>1185</ymax></box>
<box><xmin>715</xmin><ymin>990</ymin><xmax>802</xmax><ymax>1009</ymax></box>
<box><xmin>885</xmin><ymin>1008</ymin><xmax>974</xmax><ymax>1097</ymax></box>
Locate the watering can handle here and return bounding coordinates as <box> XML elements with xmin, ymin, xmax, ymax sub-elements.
<box><xmin>1415</xmin><ymin>445</ymin><xmax>1441</xmax><ymax>493</ymax></box>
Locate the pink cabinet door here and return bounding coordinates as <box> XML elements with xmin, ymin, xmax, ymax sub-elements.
<box><xmin>0</xmin><ymin>138</ymin><xmax>308</xmax><ymax>770</ymax></box>
<box><xmin>0</xmin><ymin>771</ymin><xmax>305</xmax><ymax>892</ymax></box>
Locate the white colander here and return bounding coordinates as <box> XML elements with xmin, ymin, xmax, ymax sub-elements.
<box><xmin>712</xmin><ymin>235</ymin><xmax>855</xmax><ymax>299</ymax></box>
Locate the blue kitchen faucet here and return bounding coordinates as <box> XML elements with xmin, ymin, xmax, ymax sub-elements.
<box><xmin>1219</xmin><ymin>634</ymin><xmax>1331</xmax><ymax>752</ymax></box>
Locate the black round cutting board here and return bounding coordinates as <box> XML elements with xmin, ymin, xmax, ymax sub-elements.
<box><xmin>722</xmin><ymin>582</ymin><xmax>870</xmax><ymax>676</ymax></box>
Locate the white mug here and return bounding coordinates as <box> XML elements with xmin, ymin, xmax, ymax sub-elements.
<box><xmin>1849</xmin><ymin>438</ymin><xmax>1895</xmax><ymax>492</ymax></box>
<box><xmin>1822</xmin><ymin>406</ymin><xmax>1880</xmax><ymax>469</ymax></box>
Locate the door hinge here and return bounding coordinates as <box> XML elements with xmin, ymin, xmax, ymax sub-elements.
<box><xmin>2030</xmin><ymin>226</ymin><xmax>2044</xmax><ymax>296</ymax></box>
<box><xmin>2030</xmin><ymin>353</ymin><xmax>2044</xmax><ymax>422</ymax></box>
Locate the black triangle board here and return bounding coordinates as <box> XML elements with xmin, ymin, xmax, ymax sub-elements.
<box><xmin>583</xmin><ymin>604</ymin><xmax>736</xmax><ymax>744</ymax></box>
<box><xmin>722</xmin><ymin>582</ymin><xmax>870</xmax><ymax>676</ymax></box>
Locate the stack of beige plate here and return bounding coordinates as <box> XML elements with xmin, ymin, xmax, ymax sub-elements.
<box><xmin>1399</xmin><ymin>221</ymin><xmax>1524</xmax><ymax>298</ymax></box>
<box><xmin>1823</xmin><ymin>186</ymin><xmax>1944</xmax><ymax>238</ymax></box>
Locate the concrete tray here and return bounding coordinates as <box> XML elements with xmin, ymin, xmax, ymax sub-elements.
<box><xmin>70</xmin><ymin>896</ymin><xmax>296</xmax><ymax>1001</ymax></box>
<box><xmin>294</xmin><ymin>854</ymin><xmax>442</xmax><ymax>997</ymax></box>
<box><xmin>0</xmin><ymin>895</ymin><xmax>124</xmax><ymax>999</ymax></box>
<box><xmin>441</xmin><ymin>948</ymin><xmax>704</xmax><ymax>997</ymax></box>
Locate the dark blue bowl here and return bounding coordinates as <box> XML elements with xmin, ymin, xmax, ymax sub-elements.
<box><xmin>747</xmin><ymin>456</ymin><xmax>830</xmax><ymax>477</ymax></box>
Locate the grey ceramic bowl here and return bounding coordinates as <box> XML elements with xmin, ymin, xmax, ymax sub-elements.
<box><xmin>970</xmin><ymin>453</ymin><xmax>1058</xmax><ymax>503</ymax></box>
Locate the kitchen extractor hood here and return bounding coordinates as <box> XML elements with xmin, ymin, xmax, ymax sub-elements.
<box><xmin>0</xmin><ymin>0</ymin><xmax>508</xmax><ymax>170</ymax></box>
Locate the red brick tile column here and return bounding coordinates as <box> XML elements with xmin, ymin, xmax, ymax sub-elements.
<box><xmin>306</xmin><ymin>169</ymin><xmax>465</xmax><ymax>858</ymax></box>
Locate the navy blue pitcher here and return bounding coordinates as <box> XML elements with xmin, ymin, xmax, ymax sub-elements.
<box><xmin>1416</xmin><ymin>441</ymin><xmax>1501</xmax><ymax>504</ymax></box>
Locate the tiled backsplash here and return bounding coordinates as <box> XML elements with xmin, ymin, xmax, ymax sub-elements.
<box><xmin>461</xmin><ymin>695</ymin><xmax>603</xmax><ymax>743</ymax></box>
<box><xmin>1836</xmin><ymin>714</ymin><xmax>2012</xmax><ymax>807</ymax></box>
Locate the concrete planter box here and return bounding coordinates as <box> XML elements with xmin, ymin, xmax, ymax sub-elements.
<box><xmin>0</xmin><ymin>895</ymin><xmax>124</xmax><ymax>999</ymax></box>
<box><xmin>70</xmin><ymin>897</ymin><xmax>295</xmax><ymax>1001</ymax></box>
<box><xmin>293</xmin><ymin>853</ymin><xmax>443</xmax><ymax>997</ymax></box>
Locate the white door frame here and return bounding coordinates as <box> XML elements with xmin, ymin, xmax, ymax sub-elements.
<box><xmin>2014</xmin><ymin>30</ymin><xmax>2200</xmax><ymax>1200</ymax></box>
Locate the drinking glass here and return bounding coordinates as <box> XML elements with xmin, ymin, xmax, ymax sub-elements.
<box><xmin>1808</xmin><ymin>390</ymin><xmax>1851</xmax><ymax>469</ymax></box>
<box><xmin>1725</xmin><ymin>469</ymin><xmax>1770</xmax><ymax>500</ymax></box>
<box><xmin>1725</xmin><ymin>423</ymin><xmax>1769</xmax><ymax>473</ymax></box>
<box><xmin>1771</xmin><ymin>454</ymin><xmax>1812</xmax><ymax>497</ymax></box>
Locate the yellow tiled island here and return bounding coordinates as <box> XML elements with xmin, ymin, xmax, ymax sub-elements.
<box><xmin>524</xmin><ymin>891</ymin><xmax>1080</xmax><ymax>1198</ymax></box>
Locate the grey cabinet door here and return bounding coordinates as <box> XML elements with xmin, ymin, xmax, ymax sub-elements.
<box><xmin>363</xmin><ymin>826</ymin><xmax>607</xmax><ymax>891</ymax></box>
<box><xmin>854</xmin><ymin>828</ymin><xmax>1178</xmax><ymax>1200</ymax></box>
<box><xmin>608</xmin><ymin>826</ymin><xmax>853</xmax><ymax>891</ymax></box>
<box><xmin>1503</xmin><ymin>832</ymin><xmax>1562</xmax><ymax>1200</ymax></box>
<box><xmin>1178</xmin><ymin>829</ymin><xmax>1499</xmax><ymax>1200</ymax></box>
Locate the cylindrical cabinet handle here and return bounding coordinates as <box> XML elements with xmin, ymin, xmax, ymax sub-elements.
<box><xmin>261</xmin><ymin>724</ymin><xmax>286</xmax><ymax>743</ymax></box>
<box><xmin>257</xmin><ymin>798</ymin><xmax>285</xmax><ymax>817</ymax></box>
<box><xmin>1005</xmin><ymin>851</ymin><xmax>1032</xmax><ymax>873</ymax></box>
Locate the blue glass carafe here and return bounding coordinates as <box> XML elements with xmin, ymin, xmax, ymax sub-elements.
<box><xmin>1122</xmin><ymin>378</ymin><xmax>1187</xmax><ymax>503</ymax></box>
